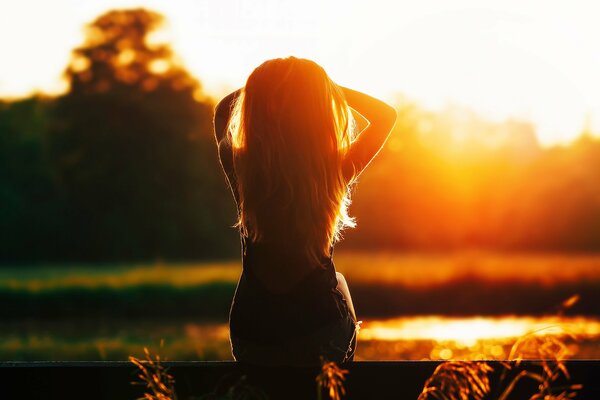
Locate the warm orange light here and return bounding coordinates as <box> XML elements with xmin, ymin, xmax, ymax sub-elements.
<box><xmin>1</xmin><ymin>1</ymin><xmax>599</xmax><ymax>146</ymax></box>
<box><xmin>117</xmin><ymin>49</ymin><xmax>135</xmax><ymax>66</ymax></box>
<box><xmin>336</xmin><ymin>253</ymin><xmax>600</xmax><ymax>287</ymax></box>
<box><xmin>70</xmin><ymin>55</ymin><xmax>90</xmax><ymax>72</ymax></box>
<box><xmin>148</xmin><ymin>59</ymin><xmax>170</xmax><ymax>74</ymax></box>
<box><xmin>360</xmin><ymin>316</ymin><xmax>600</xmax><ymax>346</ymax></box>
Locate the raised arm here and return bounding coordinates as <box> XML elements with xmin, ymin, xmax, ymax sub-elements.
<box><xmin>213</xmin><ymin>89</ymin><xmax>243</xmax><ymax>206</ymax></box>
<box><xmin>340</xmin><ymin>86</ymin><xmax>397</xmax><ymax>181</ymax></box>
<box><xmin>213</xmin><ymin>88</ymin><xmax>242</xmax><ymax>145</ymax></box>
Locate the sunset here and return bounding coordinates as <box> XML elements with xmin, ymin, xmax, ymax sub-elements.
<box><xmin>1</xmin><ymin>1</ymin><xmax>599</xmax><ymax>398</ymax></box>
<box><xmin>2</xmin><ymin>0</ymin><xmax>600</xmax><ymax>145</ymax></box>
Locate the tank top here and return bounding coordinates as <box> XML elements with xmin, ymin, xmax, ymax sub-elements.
<box><xmin>217</xmin><ymin>142</ymin><xmax>348</xmax><ymax>344</ymax></box>
<box><xmin>229</xmin><ymin>235</ymin><xmax>348</xmax><ymax>344</ymax></box>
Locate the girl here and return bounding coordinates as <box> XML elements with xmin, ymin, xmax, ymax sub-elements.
<box><xmin>213</xmin><ymin>56</ymin><xmax>396</xmax><ymax>366</ymax></box>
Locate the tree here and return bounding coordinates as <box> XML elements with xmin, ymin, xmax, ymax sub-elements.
<box><xmin>0</xmin><ymin>97</ymin><xmax>72</xmax><ymax>263</ymax></box>
<box><xmin>48</xmin><ymin>8</ymin><xmax>237</xmax><ymax>261</ymax></box>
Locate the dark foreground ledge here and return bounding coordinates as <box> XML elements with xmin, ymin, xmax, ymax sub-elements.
<box><xmin>1</xmin><ymin>360</ymin><xmax>599</xmax><ymax>399</ymax></box>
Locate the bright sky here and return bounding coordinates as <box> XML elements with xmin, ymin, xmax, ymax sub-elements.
<box><xmin>1</xmin><ymin>0</ymin><xmax>599</xmax><ymax>146</ymax></box>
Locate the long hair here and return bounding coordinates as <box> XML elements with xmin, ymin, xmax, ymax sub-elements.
<box><xmin>227</xmin><ymin>56</ymin><xmax>357</xmax><ymax>265</ymax></box>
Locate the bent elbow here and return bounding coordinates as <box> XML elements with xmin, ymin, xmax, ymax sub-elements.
<box><xmin>383</xmin><ymin>104</ymin><xmax>397</xmax><ymax>129</ymax></box>
<box><xmin>214</xmin><ymin>99</ymin><xmax>229</xmax><ymax>119</ymax></box>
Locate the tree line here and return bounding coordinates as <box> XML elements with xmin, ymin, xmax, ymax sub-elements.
<box><xmin>1</xmin><ymin>9</ymin><xmax>238</xmax><ymax>264</ymax></box>
<box><xmin>1</xmin><ymin>8</ymin><xmax>599</xmax><ymax>265</ymax></box>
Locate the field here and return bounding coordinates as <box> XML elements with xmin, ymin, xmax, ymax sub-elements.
<box><xmin>1</xmin><ymin>252</ymin><xmax>599</xmax><ymax>361</ymax></box>
<box><xmin>3</xmin><ymin>316</ymin><xmax>600</xmax><ymax>362</ymax></box>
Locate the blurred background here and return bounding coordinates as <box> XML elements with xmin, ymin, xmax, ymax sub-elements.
<box><xmin>1</xmin><ymin>0</ymin><xmax>599</xmax><ymax>361</ymax></box>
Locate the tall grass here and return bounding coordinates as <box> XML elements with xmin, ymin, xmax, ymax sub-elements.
<box><xmin>419</xmin><ymin>362</ymin><xmax>494</xmax><ymax>400</ymax></box>
<box><xmin>316</xmin><ymin>358</ymin><xmax>349</xmax><ymax>400</ymax></box>
<box><xmin>131</xmin><ymin>331</ymin><xmax>581</xmax><ymax>400</ymax></box>
<box><xmin>418</xmin><ymin>336</ymin><xmax>582</xmax><ymax>400</ymax></box>
<box><xmin>129</xmin><ymin>340</ymin><xmax>177</xmax><ymax>400</ymax></box>
<box><xmin>419</xmin><ymin>295</ymin><xmax>583</xmax><ymax>400</ymax></box>
<box><xmin>129</xmin><ymin>297</ymin><xmax>584</xmax><ymax>400</ymax></box>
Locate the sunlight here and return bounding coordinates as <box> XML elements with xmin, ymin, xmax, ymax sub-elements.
<box><xmin>360</xmin><ymin>316</ymin><xmax>600</xmax><ymax>346</ymax></box>
<box><xmin>148</xmin><ymin>59</ymin><xmax>170</xmax><ymax>74</ymax></box>
<box><xmin>1</xmin><ymin>0</ymin><xmax>599</xmax><ymax>145</ymax></box>
<box><xmin>329</xmin><ymin>1</ymin><xmax>598</xmax><ymax>146</ymax></box>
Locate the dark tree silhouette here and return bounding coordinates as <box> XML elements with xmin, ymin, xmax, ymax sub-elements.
<box><xmin>47</xmin><ymin>8</ymin><xmax>237</xmax><ymax>262</ymax></box>
<box><xmin>2</xmin><ymin>8</ymin><xmax>600</xmax><ymax>264</ymax></box>
<box><xmin>0</xmin><ymin>97</ymin><xmax>72</xmax><ymax>262</ymax></box>
<box><xmin>67</xmin><ymin>9</ymin><xmax>198</xmax><ymax>96</ymax></box>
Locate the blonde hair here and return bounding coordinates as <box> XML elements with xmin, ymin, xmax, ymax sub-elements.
<box><xmin>227</xmin><ymin>56</ymin><xmax>356</xmax><ymax>265</ymax></box>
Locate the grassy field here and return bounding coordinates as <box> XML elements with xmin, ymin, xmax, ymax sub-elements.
<box><xmin>1</xmin><ymin>251</ymin><xmax>599</xmax><ymax>318</ymax></box>
<box><xmin>0</xmin><ymin>261</ymin><xmax>241</xmax><ymax>290</ymax></box>
<box><xmin>0</xmin><ymin>318</ymin><xmax>232</xmax><ymax>361</ymax></box>
<box><xmin>1</xmin><ymin>252</ymin><xmax>599</xmax><ymax>361</ymax></box>
<box><xmin>3</xmin><ymin>251</ymin><xmax>600</xmax><ymax>289</ymax></box>
<box><xmin>2</xmin><ymin>316</ymin><xmax>600</xmax><ymax>361</ymax></box>
<box><xmin>334</xmin><ymin>251</ymin><xmax>600</xmax><ymax>286</ymax></box>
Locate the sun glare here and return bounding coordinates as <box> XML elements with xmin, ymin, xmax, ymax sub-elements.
<box><xmin>0</xmin><ymin>0</ymin><xmax>599</xmax><ymax>145</ymax></box>
<box><xmin>360</xmin><ymin>316</ymin><xmax>600</xmax><ymax>346</ymax></box>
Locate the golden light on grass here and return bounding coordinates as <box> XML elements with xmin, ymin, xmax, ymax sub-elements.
<box><xmin>419</xmin><ymin>361</ymin><xmax>493</xmax><ymax>400</ymax></box>
<box><xmin>559</xmin><ymin>295</ymin><xmax>581</xmax><ymax>314</ymax></box>
<box><xmin>360</xmin><ymin>316</ymin><xmax>600</xmax><ymax>346</ymax></box>
<box><xmin>316</xmin><ymin>358</ymin><xmax>349</xmax><ymax>400</ymax></box>
<box><xmin>335</xmin><ymin>252</ymin><xmax>600</xmax><ymax>287</ymax></box>
<box><xmin>129</xmin><ymin>341</ymin><xmax>177</xmax><ymax>400</ymax></box>
<box><xmin>419</xmin><ymin>312</ymin><xmax>584</xmax><ymax>400</ymax></box>
<box><xmin>124</xmin><ymin>330</ymin><xmax>584</xmax><ymax>399</ymax></box>
<box><xmin>0</xmin><ymin>263</ymin><xmax>240</xmax><ymax>291</ymax></box>
<box><xmin>3</xmin><ymin>254</ymin><xmax>598</xmax><ymax>292</ymax></box>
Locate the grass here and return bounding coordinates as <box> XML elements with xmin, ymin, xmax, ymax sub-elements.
<box><xmin>128</xmin><ymin>329</ymin><xmax>583</xmax><ymax>400</ymax></box>
<box><xmin>418</xmin><ymin>296</ymin><xmax>583</xmax><ymax>400</ymax></box>
<box><xmin>1</xmin><ymin>252</ymin><xmax>599</xmax><ymax>319</ymax></box>
<box><xmin>0</xmin><ymin>262</ymin><xmax>240</xmax><ymax>291</ymax></box>
<box><xmin>128</xmin><ymin>298</ymin><xmax>584</xmax><ymax>400</ymax></box>
<box><xmin>130</xmin><ymin>341</ymin><xmax>177</xmax><ymax>400</ymax></box>
<box><xmin>316</xmin><ymin>358</ymin><xmax>349</xmax><ymax>400</ymax></box>
<box><xmin>418</xmin><ymin>332</ymin><xmax>583</xmax><ymax>400</ymax></box>
<box><xmin>1</xmin><ymin>253</ymin><xmax>599</xmax><ymax>362</ymax></box>
<box><xmin>419</xmin><ymin>361</ymin><xmax>494</xmax><ymax>400</ymax></box>
<box><xmin>334</xmin><ymin>251</ymin><xmax>600</xmax><ymax>286</ymax></box>
<box><xmin>3</xmin><ymin>322</ymin><xmax>599</xmax><ymax>361</ymax></box>
<box><xmin>3</xmin><ymin>252</ymin><xmax>600</xmax><ymax>290</ymax></box>
<box><xmin>0</xmin><ymin>319</ymin><xmax>233</xmax><ymax>361</ymax></box>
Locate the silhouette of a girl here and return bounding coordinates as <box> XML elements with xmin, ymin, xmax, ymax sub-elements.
<box><xmin>213</xmin><ymin>56</ymin><xmax>396</xmax><ymax>366</ymax></box>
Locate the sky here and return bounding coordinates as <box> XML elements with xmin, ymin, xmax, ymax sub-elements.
<box><xmin>1</xmin><ymin>0</ymin><xmax>599</xmax><ymax>146</ymax></box>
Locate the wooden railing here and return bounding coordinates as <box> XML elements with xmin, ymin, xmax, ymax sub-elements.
<box><xmin>1</xmin><ymin>360</ymin><xmax>599</xmax><ymax>399</ymax></box>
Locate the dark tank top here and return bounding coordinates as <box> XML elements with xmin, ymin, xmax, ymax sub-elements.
<box><xmin>217</xmin><ymin>142</ymin><xmax>348</xmax><ymax>344</ymax></box>
<box><xmin>229</xmin><ymin>236</ymin><xmax>348</xmax><ymax>343</ymax></box>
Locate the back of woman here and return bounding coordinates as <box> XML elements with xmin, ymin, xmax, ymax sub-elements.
<box><xmin>213</xmin><ymin>56</ymin><xmax>396</xmax><ymax>366</ymax></box>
